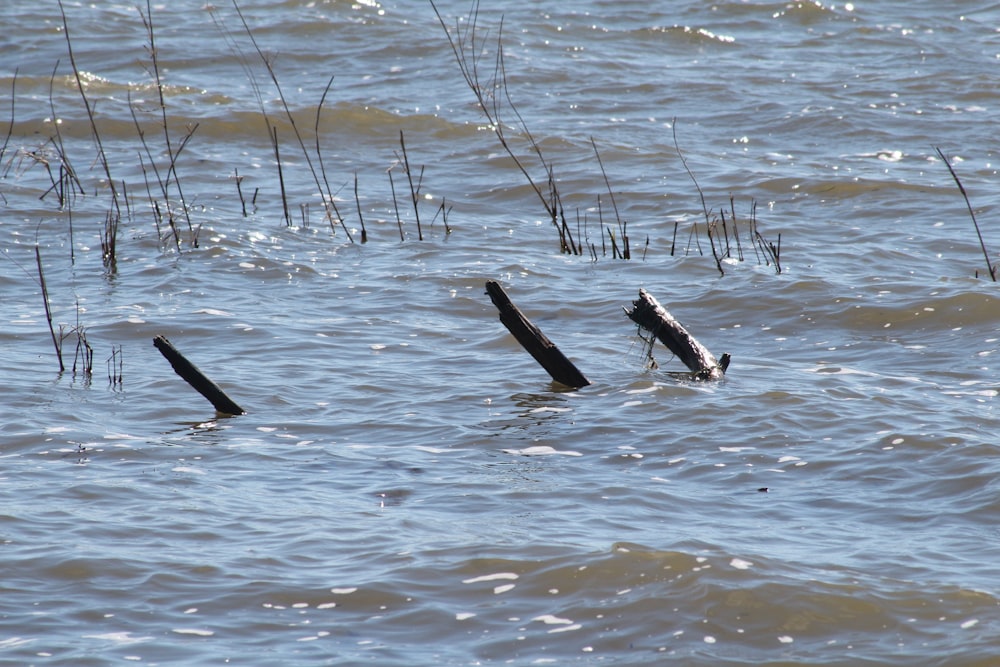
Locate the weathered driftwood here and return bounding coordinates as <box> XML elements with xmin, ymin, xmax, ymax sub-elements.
<box><xmin>625</xmin><ymin>289</ymin><xmax>729</xmax><ymax>381</ymax></box>
<box><xmin>485</xmin><ymin>280</ymin><xmax>591</xmax><ymax>388</ymax></box>
<box><xmin>153</xmin><ymin>335</ymin><xmax>246</xmax><ymax>415</ymax></box>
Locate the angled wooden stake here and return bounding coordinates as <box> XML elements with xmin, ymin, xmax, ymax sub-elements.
<box><xmin>153</xmin><ymin>335</ymin><xmax>246</xmax><ymax>415</ymax></box>
<box><xmin>625</xmin><ymin>289</ymin><xmax>729</xmax><ymax>380</ymax></box>
<box><xmin>485</xmin><ymin>280</ymin><xmax>590</xmax><ymax>388</ymax></box>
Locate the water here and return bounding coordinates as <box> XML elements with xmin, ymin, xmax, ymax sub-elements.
<box><xmin>2</xmin><ymin>1</ymin><xmax>999</xmax><ymax>664</ymax></box>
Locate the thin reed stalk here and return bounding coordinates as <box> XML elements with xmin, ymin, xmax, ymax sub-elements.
<box><xmin>432</xmin><ymin>0</ymin><xmax>577</xmax><ymax>253</ymax></box>
<box><xmin>58</xmin><ymin>0</ymin><xmax>121</xmax><ymax>219</ymax></box>
<box><xmin>0</xmin><ymin>67</ymin><xmax>16</xmax><ymax>176</ymax></box>
<box><xmin>101</xmin><ymin>209</ymin><xmax>119</xmax><ymax>272</ymax></box>
<box><xmin>672</xmin><ymin>119</ymin><xmax>708</xmax><ymax>257</ymax></box>
<box><xmin>729</xmin><ymin>195</ymin><xmax>744</xmax><ymax>261</ymax></box>
<box><xmin>591</xmin><ymin>137</ymin><xmax>629</xmax><ymax>259</ymax></box>
<box><xmin>430</xmin><ymin>196</ymin><xmax>453</xmax><ymax>235</ymax></box>
<box><xmin>719</xmin><ymin>211</ymin><xmax>732</xmax><ymax>258</ymax></box>
<box><xmin>45</xmin><ymin>61</ymin><xmax>84</xmax><ymax>206</ymax></box>
<box><xmin>230</xmin><ymin>1</ymin><xmax>353</xmax><ymax>241</ymax></box>
<box><xmin>749</xmin><ymin>201</ymin><xmax>781</xmax><ymax>274</ymax></box>
<box><xmin>71</xmin><ymin>300</ymin><xmax>93</xmax><ymax>377</ymax></box>
<box><xmin>235</xmin><ymin>168</ymin><xmax>248</xmax><ymax>217</ymax></box>
<box><xmin>137</xmin><ymin>1</ymin><xmax>197</xmax><ymax>243</ymax></box>
<box><xmin>314</xmin><ymin>75</ymin><xmax>350</xmax><ymax>237</ymax></box>
<box><xmin>62</xmin><ymin>168</ymin><xmax>74</xmax><ymax>259</ymax></box>
<box><xmin>129</xmin><ymin>93</ymin><xmax>180</xmax><ymax>242</ymax></box>
<box><xmin>353</xmin><ymin>173</ymin><xmax>368</xmax><ymax>243</ymax></box>
<box><xmin>121</xmin><ymin>179</ymin><xmax>133</xmax><ymax>227</ymax></box>
<box><xmin>398</xmin><ymin>130</ymin><xmax>424</xmax><ymax>241</ymax></box>
<box><xmin>271</xmin><ymin>126</ymin><xmax>292</xmax><ymax>227</ymax></box>
<box><xmin>35</xmin><ymin>246</ymin><xmax>64</xmax><ymax>373</ymax></box>
<box><xmin>935</xmin><ymin>146</ymin><xmax>996</xmax><ymax>281</ymax></box>
<box><xmin>606</xmin><ymin>226</ymin><xmax>621</xmax><ymax>260</ymax></box>
<box><xmin>108</xmin><ymin>344</ymin><xmax>123</xmax><ymax>386</ymax></box>
<box><xmin>388</xmin><ymin>166</ymin><xmax>405</xmax><ymax>241</ymax></box>
<box><xmin>706</xmin><ymin>221</ymin><xmax>725</xmax><ymax>276</ymax></box>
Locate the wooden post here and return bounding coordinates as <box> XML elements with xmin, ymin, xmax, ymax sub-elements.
<box><xmin>485</xmin><ymin>280</ymin><xmax>590</xmax><ymax>388</ymax></box>
<box><xmin>625</xmin><ymin>289</ymin><xmax>729</xmax><ymax>380</ymax></box>
<box><xmin>153</xmin><ymin>335</ymin><xmax>246</xmax><ymax>415</ymax></box>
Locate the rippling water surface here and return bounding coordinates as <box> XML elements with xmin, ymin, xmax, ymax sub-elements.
<box><xmin>2</xmin><ymin>1</ymin><xmax>999</xmax><ymax>665</ymax></box>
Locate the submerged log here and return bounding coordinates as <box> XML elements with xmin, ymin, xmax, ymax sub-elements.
<box><xmin>625</xmin><ymin>289</ymin><xmax>729</xmax><ymax>380</ymax></box>
<box><xmin>485</xmin><ymin>280</ymin><xmax>591</xmax><ymax>388</ymax></box>
<box><xmin>153</xmin><ymin>335</ymin><xmax>246</xmax><ymax>415</ymax></box>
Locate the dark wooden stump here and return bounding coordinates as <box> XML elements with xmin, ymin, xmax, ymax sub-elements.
<box><xmin>153</xmin><ymin>335</ymin><xmax>246</xmax><ymax>415</ymax></box>
<box><xmin>485</xmin><ymin>280</ymin><xmax>590</xmax><ymax>388</ymax></box>
<box><xmin>625</xmin><ymin>289</ymin><xmax>729</xmax><ymax>380</ymax></box>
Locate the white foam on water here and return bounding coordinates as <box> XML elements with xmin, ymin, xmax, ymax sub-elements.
<box><xmin>548</xmin><ymin>624</ymin><xmax>582</xmax><ymax>633</ymax></box>
<box><xmin>463</xmin><ymin>572</ymin><xmax>518</xmax><ymax>584</ymax></box>
<box><xmin>502</xmin><ymin>446</ymin><xmax>582</xmax><ymax>457</ymax></box>
<box><xmin>532</xmin><ymin>614</ymin><xmax>574</xmax><ymax>625</ymax></box>
<box><xmin>625</xmin><ymin>385</ymin><xmax>659</xmax><ymax>395</ymax></box>
<box><xmin>82</xmin><ymin>632</ymin><xmax>152</xmax><ymax>644</ymax></box>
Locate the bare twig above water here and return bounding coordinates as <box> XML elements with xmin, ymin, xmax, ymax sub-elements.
<box><xmin>431</xmin><ymin>0</ymin><xmax>578</xmax><ymax>254</ymax></box>
<box><xmin>672</xmin><ymin>119</ymin><xmax>709</xmax><ymax>236</ymax></box>
<box><xmin>314</xmin><ymin>75</ymin><xmax>348</xmax><ymax>238</ymax></box>
<box><xmin>108</xmin><ymin>344</ymin><xmax>123</xmax><ymax>386</ymax></box>
<box><xmin>591</xmin><ymin>137</ymin><xmax>629</xmax><ymax>259</ymax></box>
<box><xmin>397</xmin><ymin>130</ymin><xmax>424</xmax><ymax>241</ymax></box>
<box><xmin>668</xmin><ymin>121</ymin><xmax>780</xmax><ymax>274</ymax></box>
<box><xmin>431</xmin><ymin>196</ymin><xmax>453</xmax><ymax>235</ymax></box>
<box><xmin>58</xmin><ymin>0</ymin><xmax>121</xmax><ymax>220</ymax></box>
<box><xmin>71</xmin><ymin>299</ymin><xmax>93</xmax><ymax>377</ymax></box>
<box><xmin>44</xmin><ymin>61</ymin><xmax>85</xmax><ymax>208</ymax></box>
<box><xmin>935</xmin><ymin>146</ymin><xmax>996</xmax><ymax>281</ymax></box>
<box><xmin>136</xmin><ymin>0</ymin><xmax>198</xmax><ymax>245</ymax></box>
<box><xmin>230</xmin><ymin>0</ymin><xmax>353</xmax><ymax>241</ymax></box>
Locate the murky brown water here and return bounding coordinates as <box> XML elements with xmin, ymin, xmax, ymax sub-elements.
<box><xmin>2</xmin><ymin>2</ymin><xmax>999</xmax><ymax>664</ymax></box>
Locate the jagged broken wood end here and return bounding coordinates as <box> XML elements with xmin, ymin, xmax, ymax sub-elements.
<box><xmin>625</xmin><ymin>288</ymin><xmax>729</xmax><ymax>381</ymax></box>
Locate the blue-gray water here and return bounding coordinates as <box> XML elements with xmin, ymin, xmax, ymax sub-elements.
<box><xmin>2</xmin><ymin>1</ymin><xmax>999</xmax><ymax>665</ymax></box>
